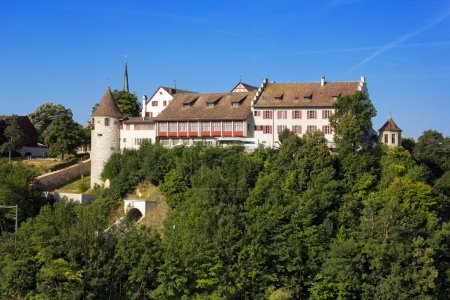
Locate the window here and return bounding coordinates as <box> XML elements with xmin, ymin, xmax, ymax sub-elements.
<box><xmin>278</xmin><ymin>111</ymin><xmax>287</xmax><ymax>119</ymax></box>
<box><xmin>126</xmin><ymin>124</ymin><xmax>131</xmax><ymax>130</ymax></box>
<box><xmin>135</xmin><ymin>138</ymin><xmax>150</xmax><ymax>146</ymax></box>
<box><xmin>233</xmin><ymin>122</ymin><xmax>243</xmax><ymax>131</ymax></box>
<box><xmin>189</xmin><ymin>122</ymin><xmax>198</xmax><ymax>132</ymax></box>
<box><xmin>168</xmin><ymin>122</ymin><xmax>177</xmax><ymax>132</ymax></box>
<box><xmin>384</xmin><ymin>134</ymin><xmax>388</xmax><ymax>144</ymax></box>
<box><xmin>323</xmin><ymin>125</ymin><xmax>331</xmax><ymax>134</ymax></box>
<box><xmin>104</xmin><ymin>118</ymin><xmax>110</xmax><ymax>126</ymax></box>
<box><xmin>201</xmin><ymin>122</ymin><xmax>210</xmax><ymax>131</ymax></box>
<box><xmin>392</xmin><ymin>134</ymin><xmax>396</xmax><ymax>144</ymax></box>
<box><xmin>263</xmin><ymin>111</ymin><xmax>272</xmax><ymax>119</ymax></box>
<box><xmin>292</xmin><ymin>125</ymin><xmax>301</xmax><ymax>134</ymax></box>
<box><xmin>159</xmin><ymin>123</ymin><xmax>168</xmax><ymax>132</ymax></box>
<box><xmin>308</xmin><ymin>125</ymin><xmax>316</xmax><ymax>133</ymax></box>
<box><xmin>223</xmin><ymin>121</ymin><xmax>232</xmax><ymax>131</ymax></box>
<box><xmin>152</xmin><ymin>101</ymin><xmax>158</xmax><ymax>106</ymax></box>
<box><xmin>323</xmin><ymin>110</ymin><xmax>331</xmax><ymax>119</ymax></box>
<box><xmin>278</xmin><ymin>125</ymin><xmax>286</xmax><ymax>133</ymax></box>
<box><xmin>179</xmin><ymin>122</ymin><xmax>188</xmax><ymax>132</ymax></box>
<box><xmin>293</xmin><ymin>110</ymin><xmax>301</xmax><ymax>119</ymax></box>
<box><xmin>91</xmin><ymin>118</ymin><xmax>95</xmax><ymax>129</ymax></box>
<box><xmin>159</xmin><ymin>91</ymin><xmax>163</xmax><ymax>95</ymax></box>
<box><xmin>163</xmin><ymin>101</ymin><xmax>167</xmax><ymax>106</ymax></box>
<box><xmin>160</xmin><ymin>139</ymin><xmax>170</xmax><ymax>147</ymax></box>
<box><xmin>123</xmin><ymin>138</ymin><xmax>126</xmax><ymax>143</ymax></box>
<box><xmin>212</xmin><ymin>122</ymin><xmax>221</xmax><ymax>131</ymax></box>
<box><xmin>254</xmin><ymin>111</ymin><xmax>258</xmax><ymax>116</ymax></box>
<box><xmin>264</xmin><ymin>125</ymin><xmax>271</xmax><ymax>134</ymax></box>
<box><xmin>308</xmin><ymin>110</ymin><xmax>316</xmax><ymax>119</ymax></box>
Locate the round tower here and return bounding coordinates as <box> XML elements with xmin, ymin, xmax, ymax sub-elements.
<box><xmin>90</xmin><ymin>86</ymin><xmax>122</xmax><ymax>188</ymax></box>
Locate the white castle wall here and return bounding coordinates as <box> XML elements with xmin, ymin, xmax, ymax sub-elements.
<box><xmin>90</xmin><ymin>116</ymin><xmax>120</xmax><ymax>187</ymax></box>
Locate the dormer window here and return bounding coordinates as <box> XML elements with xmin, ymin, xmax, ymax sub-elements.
<box><xmin>303</xmin><ymin>92</ymin><xmax>313</xmax><ymax>101</ymax></box>
<box><xmin>231</xmin><ymin>95</ymin><xmax>247</xmax><ymax>107</ymax></box>
<box><xmin>182</xmin><ymin>96</ymin><xmax>199</xmax><ymax>107</ymax></box>
<box><xmin>332</xmin><ymin>92</ymin><xmax>341</xmax><ymax>101</ymax></box>
<box><xmin>274</xmin><ymin>92</ymin><xmax>284</xmax><ymax>100</ymax></box>
<box><xmin>206</xmin><ymin>96</ymin><xmax>222</xmax><ymax>107</ymax></box>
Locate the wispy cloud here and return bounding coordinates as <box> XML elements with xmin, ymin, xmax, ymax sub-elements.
<box><xmin>343</xmin><ymin>6</ymin><xmax>450</xmax><ymax>74</ymax></box>
<box><xmin>250</xmin><ymin>41</ymin><xmax>450</xmax><ymax>58</ymax></box>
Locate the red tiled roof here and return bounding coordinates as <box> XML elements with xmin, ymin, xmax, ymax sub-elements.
<box><xmin>254</xmin><ymin>81</ymin><xmax>361</xmax><ymax>108</ymax></box>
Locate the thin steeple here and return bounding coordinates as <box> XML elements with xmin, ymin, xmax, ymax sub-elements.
<box><xmin>123</xmin><ymin>56</ymin><xmax>129</xmax><ymax>92</ymax></box>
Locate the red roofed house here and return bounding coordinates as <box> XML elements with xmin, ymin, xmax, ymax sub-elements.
<box><xmin>0</xmin><ymin>115</ymin><xmax>47</xmax><ymax>157</ymax></box>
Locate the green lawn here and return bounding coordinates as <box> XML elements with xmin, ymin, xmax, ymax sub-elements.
<box><xmin>55</xmin><ymin>176</ymin><xmax>91</xmax><ymax>193</ymax></box>
<box><xmin>21</xmin><ymin>159</ymin><xmax>69</xmax><ymax>175</ymax></box>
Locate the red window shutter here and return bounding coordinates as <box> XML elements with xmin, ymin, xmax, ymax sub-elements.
<box><xmin>277</xmin><ymin>111</ymin><xmax>280</xmax><ymax>119</ymax></box>
<box><xmin>299</xmin><ymin>125</ymin><xmax>302</xmax><ymax>134</ymax></box>
<box><xmin>307</xmin><ymin>111</ymin><xmax>310</xmax><ymax>119</ymax></box>
<box><xmin>277</xmin><ymin>125</ymin><xmax>280</xmax><ymax>133</ymax></box>
<box><xmin>314</xmin><ymin>125</ymin><xmax>317</xmax><ymax>132</ymax></box>
<box><xmin>322</xmin><ymin>125</ymin><xmax>325</xmax><ymax>132</ymax></box>
<box><xmin>300</xmin><ymin>111</ymin><xmax>302</xmax><ymax>119</ymax></box>
<box><xmin>285</xmin><ymin>111</ymin><xmax>287</xmax><ymax>119</ymax></box>
<box><xmin>270</xmin><ymin>111</ymin><xmax>273</xmax><ymax>119</ymax></box>
<box><xmin>269</xmin><ymin>126</ymin><xmax>272</xmax><ymax>134</ymax></box>
<box><xmin>258</xmin><ymin>111</ymin><xmax>261</xmax><ymax>116</ymax></box>
<box><xmin>322</xmin><ymin>111</ymin><xmax>325</xmax><ymax>119</ymax></box>
<box><xmin>263</xmin><ymin>111</ymin><xmax>266</xmax><ymax>119</ymax></box>
<box><xmin>292</xmin><ymin>111</ymin><xmax>294</xmax><ymax>118</ymax></box>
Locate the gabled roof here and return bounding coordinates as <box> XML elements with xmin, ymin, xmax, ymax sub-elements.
<box><xmin>254</xmin><ymin>81</ymin><xmax>361</xmax><ymax>108</ymax></box>
<box><xmin>146</xmin><ymin>86</ymin><xmax>197</xmax><ymax>104</ymax></box>
<box><xmin>155</xmin><ymin>91</ymin><xmax>256</xmax><ymax>121</ymax></box>
<box><xmin>160</xmin><ymin>86</ymin><xmax>196</xmax><ymax>95</ymax></box>
<box><xmin>93</xmin><ymin>86</ymin><xmax>123</xmax><ymax>118</ymax></box>
<box><xmin>379</xmin><ymin>116</ymin><xmax>402</xmax><ymax>132</ymax></box>
<box><xmin>231</xmin><ymin>82</ymin><xmax>257</xmax><ymax>92</ymax></box>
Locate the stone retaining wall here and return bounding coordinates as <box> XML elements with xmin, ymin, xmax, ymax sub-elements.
<box><xmin>37</xmin><ymin>159</ymin><xmax>91</xmax><ymax>190</ymax></box>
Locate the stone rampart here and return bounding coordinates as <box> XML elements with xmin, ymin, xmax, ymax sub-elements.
<box><xmin>36</xmin><ymin>159</ymin><xmax>91</xmax><ymax>190</ymax></box>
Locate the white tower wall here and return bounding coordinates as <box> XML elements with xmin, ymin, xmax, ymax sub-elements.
<box><xmin>90</xmin><ymin>116</ymin><xmax>121</xmax><ymax>187</ymax></box>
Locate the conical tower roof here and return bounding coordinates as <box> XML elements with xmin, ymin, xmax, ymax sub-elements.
<box><xmin>379</xmin><ymin>115</ymin><xmax>402</xmax><ymax>132</ymax></box>
<box><xmin>93</xmin><ymin>86</ymin><xmax>123</xmax><ymax>118</ymax></box>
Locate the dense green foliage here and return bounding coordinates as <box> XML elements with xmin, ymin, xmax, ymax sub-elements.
<box><xmin>112</xmin><ymin>89</ymin><xmax>140</xmax><ymax>118</ymax></box>
<box><xmin>28</xmin><ymin>102</ymin><xmax>73</xmax><ymax>142</ymax></box>
<box><xmin>1</xmin><ymin>93</ymin><xmax>449</xmax><ymax>298</ymax></box>
<box><xmin>0</xmin><ymin>115</ymin><xmax>26</xmax><ymax>161</ymax></box>
<box><xmin>0</xmin><ymin>160</ymin><xmax>46</xmax><ymax>232</ymax></box>
<box><xmin>43</xmin><ymin>114</ymin><xmax>84</xmax><ymax>159</ymax></box>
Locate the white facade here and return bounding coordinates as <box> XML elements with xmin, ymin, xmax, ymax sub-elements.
<box><xmin>120</xmin><ymin>120</ymin><xmax>156</xmax><ymax>150</ymax></box>
<box><xmin>252</xmin><ymin>108</ymin><xmax>334</xmax><ymax>147</ymax></box>
<box><xmin>91</xmin><ymin>116</ymin><xmax>121</xmax><ymax>187</ymax></box>
<box><xmin>142</xmin><ymin>87</ymin><xmax>177</xmax><ymax>118</ymax></box>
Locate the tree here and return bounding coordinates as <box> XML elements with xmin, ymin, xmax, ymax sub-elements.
<box><xmin>44</xmin><ymin>115</ymin><xmax>83</xmax><ymax>159</ymax></box>
<box><xmin>28</xmin><ymin>103</ymin><xmax>73</xmax><ymax>142</ymax></box>
<box><xmin>112</xmin><ymin>89</ymin><xmax>140</xmax><ymax>118</ymax></box>
<box><xmin>329</xmin><ymin>91</ymin><xmax>377</xmax><ymax>152</ymax></box>
<box><xmin>401</xmin><ymin>137</ymin><xmax>416</xmax><ymax>154</ymax></box>
<box><xmin>414</xmin><ymin>130</ymin><xmax>450</xmax><ymax>178</ymax></box>
<box><xmin>0</xmin><ymin>115</ymin><xmax>26</xmax><ymax>161</ymax></box>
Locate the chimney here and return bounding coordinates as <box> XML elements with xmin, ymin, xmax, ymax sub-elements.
<box><xmin>321</xmin><ymin>76</ymin><xmax>325</xmax><ymax>87</ymax></box>
<box><xmin>141</xmin><ymin>95</ymin><xmax>147</xmax><ymax>118</ymax></box>
<box><xmin>360</xmin><ymin>76</ymin><xmax>366</xmax><ymax>84</ymax></box>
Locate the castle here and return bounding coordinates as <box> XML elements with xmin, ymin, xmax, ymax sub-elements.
<box><xmin>90</xmin><ymin>64</ymin><xmax>401</xmax><ymax>187</ymax></box>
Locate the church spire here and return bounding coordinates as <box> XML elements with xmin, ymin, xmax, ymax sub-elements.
<box><xmin>123</xmin><ymin>56</ymin><xmax>129</xmax><ymax>92</ymax></box>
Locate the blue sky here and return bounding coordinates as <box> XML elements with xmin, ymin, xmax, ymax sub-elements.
<box><xmin>1</xmin><ymin>0</ymin><xmax>449</xmax><ymax>138</ymax></box>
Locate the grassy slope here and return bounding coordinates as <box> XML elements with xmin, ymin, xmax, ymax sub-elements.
<box><xmin>55</xmin><ymin>176</ymin><xmax>91</xmax><ymax>193</ymax></box>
